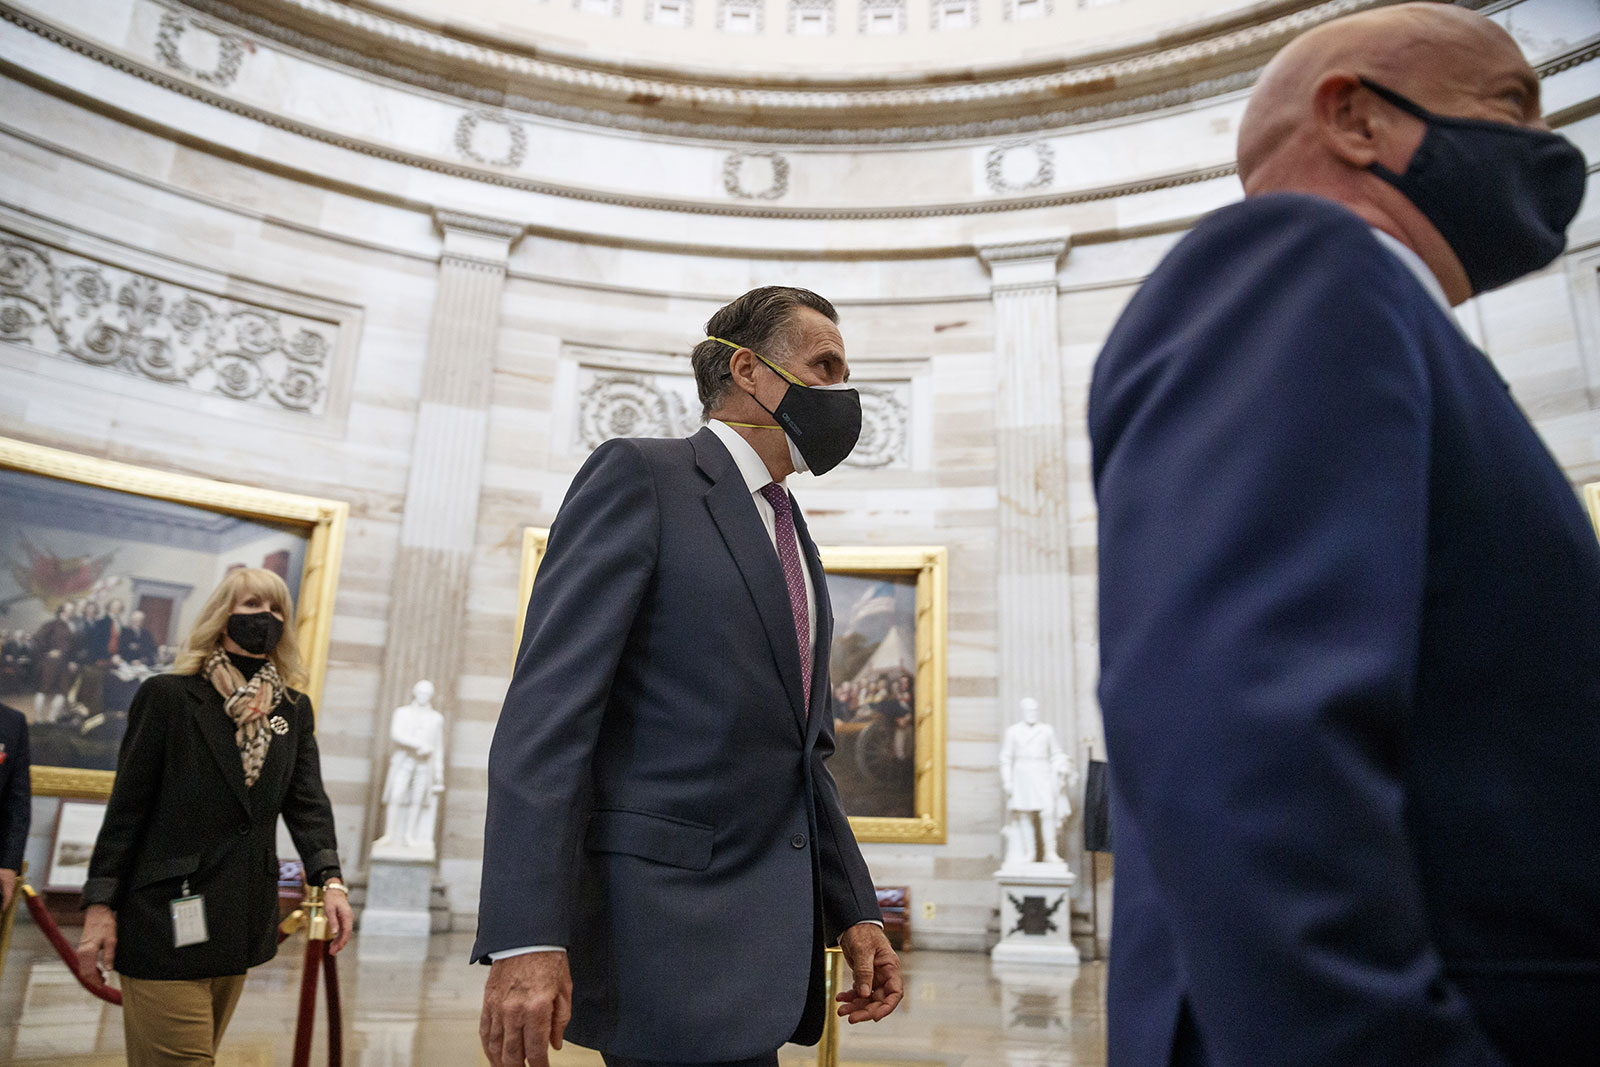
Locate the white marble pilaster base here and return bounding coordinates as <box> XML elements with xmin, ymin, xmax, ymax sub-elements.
<box><xmin>361</xmin><ymin>856</ymin><xmax>435</xmax><ymax>947</ymax></box>
<box><xmin>992</xmin><ymin>866</ymin><xmax>1080</xmax><ymax>968</ymax></box>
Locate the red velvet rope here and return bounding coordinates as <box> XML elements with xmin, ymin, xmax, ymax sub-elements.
<box><xmin>20</xmin><ymin>889</ymin><xmax>340</xmax><ymax>1067</ymax></box>
<box><xmin>323</xmin><ymin>950</ymin><xmax>343</xmax><ymax>1067</ymax></box>
<box><xmin>21</xmin><ymin>891</ymin><xmax>123</xmax><ymax>1006</ymax></box>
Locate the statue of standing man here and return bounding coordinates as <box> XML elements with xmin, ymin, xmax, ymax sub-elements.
<box><xmin>373</xmin><ymin>680</ymin><xmax>446</xmax><ymax>859</ymax></box>
<box><xmin>999</xmin><ymin>697</ymin><xmax>1078</xmax><ymax>870</ymax></box>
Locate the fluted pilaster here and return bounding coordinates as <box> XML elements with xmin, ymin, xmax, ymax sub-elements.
<box><xmin>363</xmin><ymin>211</ymin><xmax>523</xmax><ymax>867</ymax></box>
<box><xmin>980</xmin><ymin>234</ymin><xmax>1078</xmax><ymax>853</ymax></box>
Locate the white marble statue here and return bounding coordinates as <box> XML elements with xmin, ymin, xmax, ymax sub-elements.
<box><xmin>373</xmin><ymin>680</ymin><xmax>446</xmax><ymax>860</ymax></box>
<box><xmin>999</xmin><ymin>697</ymin><xmax>1078</xmax><ymax>870</ymax></box>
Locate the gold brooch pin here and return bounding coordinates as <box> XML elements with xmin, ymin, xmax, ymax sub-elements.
<box><xmin>268</xmin><ymin>715</ymin><xmax>290</xmax><ymax>735</ymax></box>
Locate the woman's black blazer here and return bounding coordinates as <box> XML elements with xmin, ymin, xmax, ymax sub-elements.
<box><xmin>83</xmin><ymin>671</ymin><xmax>341</xmax><ymax>980</ymax></box>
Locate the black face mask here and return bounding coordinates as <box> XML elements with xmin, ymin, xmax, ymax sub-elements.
<box><xmin>1361</xmin><ymin>78</ymin><xmax>1587</xmax><ymax>296</ymax></box>
<box><xmin>227</xmin><ymin>611</ymin><xmax>284</xmax><ymax>657</ymax></box>
<box><xmin>709</xmin><ymin>337</ymin><xmax>863</xmax><ymax>476</ymax></box>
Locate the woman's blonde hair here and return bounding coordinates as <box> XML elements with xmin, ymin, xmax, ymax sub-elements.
<box><xmin>173</xmin><ymin>568</ymin><xmax>307</xmax><ymax>689</ymax></box>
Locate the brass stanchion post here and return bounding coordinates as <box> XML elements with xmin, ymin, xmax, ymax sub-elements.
<box><xmin>291</xmin><ymin>884</ymin><xmax>332</xmax><ymax>1067</ymax></box>
<box><xmin>817</xmin><ymin>946</ymin><xmax>844</xmax><ymax>1067</ymax></box>
<box><xmin>0</xmin><ymin>859</ymin><xmax>25</xmax><ymax>990</ymax></box>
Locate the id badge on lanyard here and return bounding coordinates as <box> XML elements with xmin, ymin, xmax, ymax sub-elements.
<box><xmin>170</xmin><ymin>880</ymin><xmax>208</xmax><ymax>948</ymax></box>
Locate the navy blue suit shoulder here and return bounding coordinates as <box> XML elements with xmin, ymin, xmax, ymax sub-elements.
<box><xmin>1089</xmin><ymin>192</ymin><xmax>1600</xmax><ymax>1067</ymax></box>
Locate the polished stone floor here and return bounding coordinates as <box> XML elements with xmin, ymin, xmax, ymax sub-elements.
<box><xmin>0</xmin><ymin>925</ymin><xmax>1107</xmax><ymax>1066</ymax></box>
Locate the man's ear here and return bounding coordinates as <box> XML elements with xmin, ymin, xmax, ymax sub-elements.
<box><xmin>726</xmin><ymin>346</ymin><xmax>759</xmax><ymax>394</ymax></box>
<box><xmin>1313</xmin><ymin>72</ymin><xmax>1386</xmax><ymax>169</ymax></box>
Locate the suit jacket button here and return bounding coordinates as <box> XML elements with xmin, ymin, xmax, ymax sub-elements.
<box><xmin>791</xmin><ymin>833</ymin><xmax>806</xmax><ymax>849</ymax></box>
<box><xmin>238</xmin><ymin>823</ymin><xmax>250</xmax><ymax>836</ymax></box>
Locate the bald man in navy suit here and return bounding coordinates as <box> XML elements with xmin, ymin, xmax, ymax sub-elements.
<box><xmin>1091</xmin><ymin>6</ymin><xmax>1594</xmax><ymax>1066</ymax></box>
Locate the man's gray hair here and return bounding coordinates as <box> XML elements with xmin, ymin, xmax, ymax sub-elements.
<box><xmin>691</xmin><ymin>286</ymin><xmax>838</xmax><ymax>420</ymax></box>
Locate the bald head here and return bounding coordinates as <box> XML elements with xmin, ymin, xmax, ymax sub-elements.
<box><xmin>1236</xmin><ymin>3</ymin><xmax>1546</xmax><ymax>302</ymax></box>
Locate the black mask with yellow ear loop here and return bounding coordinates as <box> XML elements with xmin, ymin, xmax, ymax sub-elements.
<box><xmin>709</xmin><ymin>336</ymin><xmax>862</xmax><ymax>476</ymax></box>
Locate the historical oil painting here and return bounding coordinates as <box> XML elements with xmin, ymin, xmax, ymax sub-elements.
<box><xmin>0</xmin><ymin>466</ymin><xmax>307</xmax><ymax>776</ymax></box>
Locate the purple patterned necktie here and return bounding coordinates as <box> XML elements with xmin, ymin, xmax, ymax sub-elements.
<box><xmin>760</xmin><ymin>482</ymin><xmax>812</xmax><ymax>712</ymax></box>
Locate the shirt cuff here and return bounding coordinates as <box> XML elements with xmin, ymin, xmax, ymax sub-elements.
<box><xmin>854</xmin><ymin>920</ymin><xmax>885</xmax><ymax>931</ymax></box>
<box><xmin>488</xmin><ymin>945</ymin><xmax>567</xmax><ymax>960</ymax></box>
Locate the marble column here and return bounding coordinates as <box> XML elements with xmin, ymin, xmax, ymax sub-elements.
<box><xmin>978</xmin><ymin>235</ymin><xmax>1079</xmax><ymax>868</ymax></box>
<box><xmin>363</xmin><ymin>211</ymin><xmax>523</xmax><ymax>872</ymax></box>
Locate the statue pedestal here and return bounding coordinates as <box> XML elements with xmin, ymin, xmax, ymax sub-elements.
<box><xmin>992</xmin><ymin>865</ymin><xmax>1080</xmax><ymax>967</ymax></box>
<box><xmin>360</xmin><ymin>854</ymin><xmax>435</xmax><ymax>943</ymax></box>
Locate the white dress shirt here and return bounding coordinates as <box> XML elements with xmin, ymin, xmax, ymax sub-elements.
<box><xmin>1369</xmin><ymin>228</ymin><xmax>1460</xmax><ymax>328</ymax></box>
<box><xmin>489</xmin><ymin>422</ymin><xmax>873</xmax><ymax>962</ymax></box>
<box><xmin>705</xmin><ymin>419</ymin><xmax>818</xmax><ymax>648</ymax></box>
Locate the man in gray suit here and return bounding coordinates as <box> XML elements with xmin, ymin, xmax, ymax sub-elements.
<box><xmin>475</xmin><ymin>287</ymin><xmax>902</xmax><ymax>1067</ymax></box>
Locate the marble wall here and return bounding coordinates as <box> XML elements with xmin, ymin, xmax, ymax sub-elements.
<box><xmin>3</xmin><ymin>0</ymin><xmax>1599</xmax><ymax>954</ymax></box>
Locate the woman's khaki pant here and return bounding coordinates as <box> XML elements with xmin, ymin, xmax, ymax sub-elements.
<box><xmin>121</xmin><ymin>973</ymin><xmax>247</xmax><ymax>1067</ymax></box>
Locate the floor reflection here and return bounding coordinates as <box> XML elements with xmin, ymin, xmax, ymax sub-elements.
<box><xmin>0</xmin><ymin>925</ymin><xmax>1107</xmax><ymax>1066</ymax></box>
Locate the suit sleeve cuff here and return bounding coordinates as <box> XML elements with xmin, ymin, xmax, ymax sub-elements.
<box><xmin>488</xmin><ymin>946</ymin><xmax>567</xmax><ymax>960</ymax></box>
<box><xmin>81</xmin><ymin>876</ymin><xmax>119</xmax><ymax>908</ymax></box>
<box><xmin>302</xmin><ymin>849</ymin><xmax>341</xmax><ymax>880</ymax></box>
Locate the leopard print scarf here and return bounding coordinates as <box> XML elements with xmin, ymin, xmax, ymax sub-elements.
<box><xmin>203</xmin><ymin>647</ymin><xmax>284</xmax><ymax>787</ymax></box>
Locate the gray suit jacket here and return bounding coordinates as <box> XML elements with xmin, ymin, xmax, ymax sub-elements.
<box><xmin>473</xmin><ymin>428</ymin><xmax>881</xmax><ymax>1061</ymax></box>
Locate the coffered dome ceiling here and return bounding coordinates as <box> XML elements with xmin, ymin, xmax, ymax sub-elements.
<box><xmin>198</xmin><ymin>0</ymin><xmax>1408</xmax><ymax>140</ymax></box>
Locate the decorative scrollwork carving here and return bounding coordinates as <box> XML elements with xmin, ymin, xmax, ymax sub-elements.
<box><xmin>985</xmin><ymin>140</ymin><xmax>1055</xmax><ymax>193</ymax></box>
<box><xmin>850</xmin><ymin>386</ymin><xmax>909</xmax><ymax>468</ymax></box>
<box><xmin>575</xmin><ymin>366</ymin><xmax>910</xmax><ymax>469</ymax></box>
<box><xmin>0</xmin><ymin>232</ymin><xmax>335</xmax><ymax>415</ymax></box>
<box><xmin>578</xmin><ymin>374</ymin><xmax>699</xmax><ymax>447</ymax></box>
<box><xmin>154</xmin><ymin>10</ymin><xmax>246</xmax><ymax>88</ymax></box>
<box><xmin>455</xmin><ymin>110</ymin><xmax>529</xmax><ymax>168</ymax></box>
<box><xmin>723</xmin><ymin>152</ymin><xmax>790</xmax><ymax>200</ymax></box>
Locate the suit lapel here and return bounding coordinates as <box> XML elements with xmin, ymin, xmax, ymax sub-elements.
<box><xmin>693</xmin><ymin>429</ymin><xmax>809</xmax><ymax>735</ymax></box>
<box><xmin>790</xmin><ymin>499</ymin><xmax>833</xmax><ymax>745</ymax></box>
<box><xmin>186</xmin><ymin>677</ymin><xmax>251</xmax><ymax>814</ymax></box>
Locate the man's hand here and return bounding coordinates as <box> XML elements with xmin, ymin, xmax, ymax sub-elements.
<box><xmin>836</xmin><ymin>922</ymin><xmax>903</xmax><ymax>1024</ymax></box>
<box><xmin>76</xmin><ymin>904</ymin><xmax>117</xmax><ymax>984</ymax></box>
<box><xmin>0</xmin><ymin>868</ymin><xmax>15</xmax><ymax>911</ymax></box>
<box><xmin>480</xmin><ymin>951</ymin><xmax>573</xmax><ymax>1067</ymax></box>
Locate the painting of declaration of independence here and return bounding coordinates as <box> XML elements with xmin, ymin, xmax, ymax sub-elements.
<box><xmin>827</xmin><ymin>573</ymin><xmax>919</xmax><ymax>819</ymax></box>
<box><xmin>0</xmin><ymin>468</ymin><xmax>306</xmax><ymax>773</ymax></box>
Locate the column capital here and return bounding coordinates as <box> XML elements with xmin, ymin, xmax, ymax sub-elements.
<box><xmin>433</xmin><ymin>209</ymin><xmax>524</xmax><ymax>267</ymax></box>
<box><xmin>977</xmin><ymin>233</ymin><xmax>1070</xmax><ymax>292</ymax></box>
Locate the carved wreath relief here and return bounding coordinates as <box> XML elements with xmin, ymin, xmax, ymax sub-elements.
<box><xmin>577</xmin><ymin>369</ymin><xmax>909</xmax><ymax>468</ymax></box>
<box><xmin>154</xmin><ymin>10</ymin><xmax>247</xmax><ymax>88</ymax></box>
<box><xmin>0</xmin><ymin>235</ymin><xmax>335</xmax><ymax>414</ymax></box>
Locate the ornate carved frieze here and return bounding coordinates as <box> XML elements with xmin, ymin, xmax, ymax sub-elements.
<box><xmin>154</xmin><ymin>7</ymin><xmax>246</xmax><ymax>88</ymax></box>
<box><xmin>723</xmin><ymin>152</ymin><xmax>791</xmax><ymax>200</ymax></box>
<box><xmin>787</xmin><ymin>0</ymin><xmax>836</xmax><ymax>35</ymax></box>
<box><xmin>716</xmin><ymin>0</ymin><xmax>764</xmax><ymax>32</ymax></box>
<box><xmin>644</xmin><ymin>0</ymin><xmax>694</xmax><ymax>26</ymax></box>
<box><xmin>860</xmin><ymin>0</ymin><xmax>907</xmax><ymax>34</ymax></box>
<box><xmin>454</xmin><ymin>110</ymin><xmax>529</xmax><ymax>168</ymax></box>
<box><xmin>930</xmin><ymin>0</ymin><xmax>977</xmax><ymax>30</ymax></box>
<box><xmin>575</xmin><ymin>366</ymin><xmax>910</xmax><ymax>468</ymax></box>
<box><xmin>985</xmin><ymin>141</ymin><xmax>1055</xmax><ymax>194</ymax></box>
<box><xmin>0</xmin><ymin>232</ymin><xmax>336</xmax><ymax>415</ymax></box>
<box><xmin>1003</xmin><ymin>0</ymin><xmax>1052</xmax><ymax>19</ymax></box>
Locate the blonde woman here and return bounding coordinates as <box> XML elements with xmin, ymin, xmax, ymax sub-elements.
<box><xmin>76</xmin><ymin>568</ymin><xmax>353</xmax><ymax>1066</ymax></box>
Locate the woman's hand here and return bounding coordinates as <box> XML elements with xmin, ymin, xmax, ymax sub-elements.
<box><xmin>76</xmin><ymin>904</ymin><xmax>117</xmax><ymax>983</ymax></box>
<box><xmin>325</xmin><ymin>889</ymin><xmax>354</xmax><ymax>955</ymax></box>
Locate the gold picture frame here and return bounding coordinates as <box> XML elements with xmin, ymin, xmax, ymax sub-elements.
<box><xmin>1</xmin><ymin>436</ymin><xmax>347</xmax><ymax>798</ymax></box>
<box><xmin>515</xmin><ymin>527</ymin><xmax>947</xmax><ymax>844</ymax></box>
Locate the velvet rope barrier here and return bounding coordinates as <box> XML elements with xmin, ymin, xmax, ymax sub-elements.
<box><xmin>14</xmin><ymin>882</ymin><xmax>341</xmax><ymax>1067</ymax></box>
<box><xmin>18</xmin><ymin>885</ymin><xmax>123</xmax><ymax>1006</ymax></box>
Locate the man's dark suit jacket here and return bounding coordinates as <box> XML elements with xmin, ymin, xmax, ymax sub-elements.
<box><xmin>83</xmin><ymin>673</ymin><xmax>341</xmax><ymax>979</ymax></box>
<box><xmin>0</xmin><ymin>702</ymin><xmax>30</xmax><ymax>871</ymax></box>
<box><xmin>83</xmin><ymin>615</ymin><xmax>121</xmax><ymax>664</ymax></box>
<box><xmin>474</xmin><ymin>428</ymin><xmax>881</xmax><ymax>1063</ymax></box>
<box><xmin>1090</xmin><ymin>193</ymin><xmax>1600</xmax><ymax>1067</ymax></box>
